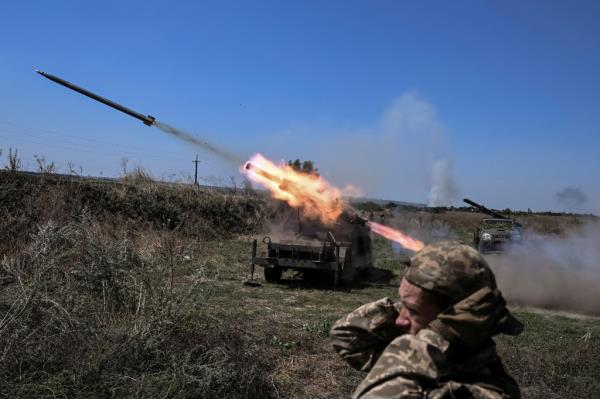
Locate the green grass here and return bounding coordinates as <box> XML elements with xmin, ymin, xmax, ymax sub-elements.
<box><xmin>496</xmin><ymin>311</ymin><xmax>600</xmax><ymax>398</ymax></box>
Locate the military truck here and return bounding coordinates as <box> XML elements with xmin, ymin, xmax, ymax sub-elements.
<box><xmin>248</xmin><ymin>212</ymin><xmax>373</xmax><ymax>287</ymax></box>
<box><xmin>464</xmin><ymin>198</ymin><xmax>522</xmax><ymax>254</ymax></box>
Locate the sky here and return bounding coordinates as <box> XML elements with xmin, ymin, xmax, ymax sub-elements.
<box><xmin>1</xmin><ymin>0</ymin><xmax>599</xmax><ymax>214</ymax></box>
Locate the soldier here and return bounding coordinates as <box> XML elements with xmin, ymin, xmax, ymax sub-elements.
<box><xmin>330</xmin><ymin>241</ymin><xmax>523</xmax><ymax>398</ymax></box>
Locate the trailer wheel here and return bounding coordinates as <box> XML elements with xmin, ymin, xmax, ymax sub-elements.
<box><xmin>264</xmin><ymin>267</ymin><xmax>282</xmax><ymax>282</ymax></box>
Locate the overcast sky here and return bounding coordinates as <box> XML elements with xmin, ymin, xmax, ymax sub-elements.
<box><xmin>1</xmin><ymin>1</ymin><xmax>599</xmax><ymax>214</ymax></box>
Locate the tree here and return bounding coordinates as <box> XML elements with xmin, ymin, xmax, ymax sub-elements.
<box><xmin>287</xmin><ymin>159</ymin><xmax>319</xmax><ymax>175</ymax></box>
<box><xmin>6</xmin><ymin>148</ymin><xmax>21</xmax><ymax>172</ymax></box>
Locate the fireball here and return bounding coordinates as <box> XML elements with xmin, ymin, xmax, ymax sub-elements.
<box><xmin>242</xmin><ymin>154</ymin><xmax>343</xmax><ymax>225</ymax></box>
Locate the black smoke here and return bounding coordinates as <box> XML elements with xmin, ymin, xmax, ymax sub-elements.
<box><xmin>556</xmin><ymin>187</ymin><xmax>587</xmax><ymax>209</ymax></box>
<box><xmin>154</xmin><ymin>121</ymin><xmax>242</xmax><ymax>166</ymax></box>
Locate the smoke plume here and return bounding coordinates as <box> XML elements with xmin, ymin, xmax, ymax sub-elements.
<box><xmin>487</xmin><ymin>220</ymin><xmax>600</xmax><ymax>316</ymax></box>
<box><xmin>556</xmin><ymin>187</ymin><xmax>587</xmax><ymax>209</ymax></box>
<box><xmin>154</xmin><ymin>120</ymin><xmax>242</xmax><ymax>166</ymax></box>
<box><xmin>297</xmin><ymin>91</ymin><xmax>459</xmax><ymax>204</ymax></box>
<box><xmin>427</xmin><ymin>159</ymin><xmax>459</xmax><ymax>206</ymax></box>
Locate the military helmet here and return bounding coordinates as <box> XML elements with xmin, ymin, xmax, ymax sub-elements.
<box><xmin>406</xmin><ymin>241</ymin><xmax>497</xmax><ymax>303</ymax></box>
<box><xmin>406</xmin><ymin>240</ymin><xmax>523</xmax><ymax>336</ymax></box>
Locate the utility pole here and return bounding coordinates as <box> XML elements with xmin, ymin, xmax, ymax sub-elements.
<box><xmin>192</xmin><ymin>154</ymin><xmax>200</xmax><ymax>186</ymax></box>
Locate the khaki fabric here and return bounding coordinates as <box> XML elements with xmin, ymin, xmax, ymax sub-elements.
<box><xmin>330</xmin><ymin>297</ymin><xmax>405</xmax><ymax>371</ymax></box>
<box><xmin>330</xmin><ymin>241</ymin><xmax>522</xmax><ymax>398</ymax></box>
<box><xmin>429</xmin><ymin>287</ymin><xmax>524</xmax><ymax>349</ymax></box>
<box><xmin>330</xmin><ymin>298</ymin><xmax>520</xmax><ymax>398</ymax></box>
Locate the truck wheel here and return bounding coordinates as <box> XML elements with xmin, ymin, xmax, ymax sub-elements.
<box><xmin>264</xmin><ymin>267</ymin><xmax>282</xmax><ymax>282</ymax></box>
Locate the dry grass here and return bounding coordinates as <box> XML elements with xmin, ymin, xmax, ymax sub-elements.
<box><xmin>120</xmin><ymin>165</ymin><xmax>156</xmax><ymax>185</ymax></box>
<box><xmin>0</xmin><ymin>215</ymin><xmax>277</xmax><ymax>398</ymax></box>
<box><xmin>0</xmin><ymin>171</ymin><xmax>268</xmax><ymax>255</ymax></box>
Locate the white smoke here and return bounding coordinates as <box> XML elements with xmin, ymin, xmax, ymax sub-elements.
<box><xmin>427</xmin><ymin>159</ymin><xmax>459</xmax><ymax>206</ymax></box>
<box><xmin>487</xmin><ymin>219</ymin><xmax>600</xmax><ymax>316</ymax></box>
<box><xmin>272</xmin><ymin>91</ymin><xmax>458</xmax><ymax>204</ymax></box>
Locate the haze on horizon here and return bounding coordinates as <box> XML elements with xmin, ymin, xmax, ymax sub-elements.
<box><xmin>1</xmin><ymin>1</ymin><xmax>599</xmax><ymax>214</ymax></box>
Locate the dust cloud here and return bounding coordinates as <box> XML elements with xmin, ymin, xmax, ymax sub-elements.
<box><xmin>487</xmin><ymin>220</ymin><xmax>600</xmax><ymax>316</ymax></box>
<box><xmin>154</xmin><ymin>120</ymin><xmax>243</xmax><ymax>166</ymax></box>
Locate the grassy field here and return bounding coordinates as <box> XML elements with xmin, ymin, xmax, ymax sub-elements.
<box><xmin>1</xmin><ymin>171</ymin><xmax>599</xmax><ymax>398</ymax></box>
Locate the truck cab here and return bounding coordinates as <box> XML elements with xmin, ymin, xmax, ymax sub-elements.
<box><xmin>474</xmin><ymin>218</ymin><xmax>522</xmax><ymax>254</ymax></box>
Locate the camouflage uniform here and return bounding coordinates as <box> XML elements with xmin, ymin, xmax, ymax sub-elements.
<box><xmin>331</xmin><ymin>241</ymin><xmax>523</xmax><ymax>399</ymax></box>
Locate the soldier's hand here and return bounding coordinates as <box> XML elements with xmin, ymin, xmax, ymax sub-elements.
<box><xmin>428</xmin><ymin>287</ymin><xmax>523</xmax><ymax>349</ymax></box>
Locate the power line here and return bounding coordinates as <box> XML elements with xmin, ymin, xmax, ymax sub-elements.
<box><xmin>0</xmin><ymin>120</ymin><xmax>202</xmax><ymax>156</ymax></box>
<box><xmin>0</xmin><ymin>123</ymin><xmax>226</xmax><ymax>168</ymax></box>
<box><xmin>0</xmin><ymin>130</ymin><xmax>196</xmax><ymax>163</ymax></box>
<box><xmin>0</xmin><ymin>129</ymin><xmax>192</xmax><ymax>162</ymax></box>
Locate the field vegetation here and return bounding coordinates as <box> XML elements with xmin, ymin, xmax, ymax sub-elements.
<box><xmin>1</xmin><ymin>169</ymin><xmax>599</xmax><ymax>398</ymax></box>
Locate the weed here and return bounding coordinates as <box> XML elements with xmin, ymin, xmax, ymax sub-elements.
<box><xmin>301</xmin><ymin>318</ymin><xmax>334</xmax><ymax>338</ymax></box>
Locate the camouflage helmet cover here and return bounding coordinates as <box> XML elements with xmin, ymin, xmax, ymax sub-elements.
<box><xmin>406</xmin><ymin>241</ymin><xmax>497</xmax><ymax>303</ymax></box>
